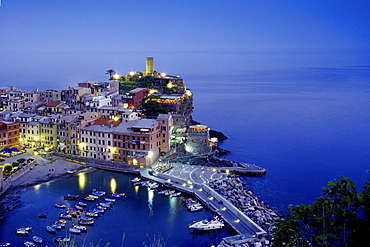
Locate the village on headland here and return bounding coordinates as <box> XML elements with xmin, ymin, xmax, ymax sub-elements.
<box><xmin>0</xmin><ymin>58</ymin><xmax>277</xmax><ymax>247</ymax></box>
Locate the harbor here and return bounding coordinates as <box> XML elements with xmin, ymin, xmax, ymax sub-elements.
<box><xmin>1</xmin><ymin>152</ymin><xmax>275</xmax><ymax>246</ymax></box>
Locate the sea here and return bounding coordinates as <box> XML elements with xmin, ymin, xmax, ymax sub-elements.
<box><xmin>1</xmin><ymin>51</ymin><xmax>370</xmax><ymax>246</ymax></box>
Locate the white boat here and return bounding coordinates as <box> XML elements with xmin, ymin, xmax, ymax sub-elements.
<box><xmin>23</xmin><ymin>241</ymin><xmax>35</xmax><ymax>247</ymax></box>
<box><xmin>189</xmin><ymin>217</ymin><xmax>224</xmax><ymax>230</ymax></box>
<box><xmin>32</xmin><ymin>236</ymin><xmax>43</xmax><ymax>244</ymax></box>
<box><xmin>158</xmin><ymin>189</ymin><xmax>169</xmax><ymax>195</ymax></box>
<box><xmin>170</xmin><ymin>192</ymin><xmax>181</xmax><ymax>197</ymax></box>
<box><xmin>165</xmin><ymin>190</ymin><xmax>175</xmax><ymax>196</ymax></box>
<box><xmin>131</xmin><ymin>177</ymin><xmax>141</xmax><ymax>183</ymax></box>
<box><xmin>69</xmin><ymin>228</ymin><xmax>81</xmax><ymax>234</ymax></box>
<box><xmin>72</xmin><ymin>224</ymin><xmax>87</xmax><ymax>231</ymax></box>
<box><xmin>54</xmin><ymin>203</ymin><xmax>66</xmax><ymax>208</ymax></box>
<box><xmin>187</xmin><ymin>203</ymin><xmax>203</xmax><ymax>212</ymax></box>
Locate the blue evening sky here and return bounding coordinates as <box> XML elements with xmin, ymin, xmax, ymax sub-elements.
<box><xmin>0</xmin><ymin>0</ymin><xmax>369</xmax><ymax>89</ymax></box>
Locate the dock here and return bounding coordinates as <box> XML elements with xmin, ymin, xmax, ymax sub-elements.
<box><xmin>140</xmin><ymin>169</ymin><xmax>266</xmax><ymax>238</ymax></box>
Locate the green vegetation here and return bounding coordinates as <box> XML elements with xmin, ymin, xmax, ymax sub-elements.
<box><xmin>12</xmin><ymin>162</ymin><xmax>19</xmax><ymax>168</ymax></box>
<box><xmin>119</xmin><ymin>76</ymin><xmax>156</xmax><ymax>93</ymax></box>
<box><xmin>3</xmin><ymin>165</ymin><xmax>12</xmax><ymax>173</ymax></box>
<box><xmin>272</xmin><ymin>172</ymin><xmax>370</xmax><ymax>246</ymax></box>
<box><xmin>17</xmin><ymin>158</ymin><xmax>26</xmax><ymax>163</ymax></box>
<box><xmin>141</xmin><ymin>101</ymin><xmax>168</xmax><ymax>117</ymax></box>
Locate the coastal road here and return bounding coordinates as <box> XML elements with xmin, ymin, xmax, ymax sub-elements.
<box><xmin>167</xmin><ymin>164</ymin><xmax>226</xmax><ymax>184</ymax></box>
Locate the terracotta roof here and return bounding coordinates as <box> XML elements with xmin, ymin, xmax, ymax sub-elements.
<box><xmin>45</xmin><ymin>101</ymin><xmax>62</xmax><ymax>107</ymax></box>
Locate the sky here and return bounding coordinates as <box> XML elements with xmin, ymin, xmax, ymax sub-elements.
<box><xmin>1</xmin><ymin>0</ymin><xmax>370</xmax><ymax>89</ymax></box>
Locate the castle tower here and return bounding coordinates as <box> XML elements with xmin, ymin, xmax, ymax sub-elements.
<box><xmin>145</xmin><ymin>57</ymin><xmax>154</xmax><ymax>76</ymax></box>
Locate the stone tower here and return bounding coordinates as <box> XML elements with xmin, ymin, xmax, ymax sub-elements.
<box><xmin>145</xmin><ymin>57</ymin><xmax>154</xmax><ymax>76</ymax></box>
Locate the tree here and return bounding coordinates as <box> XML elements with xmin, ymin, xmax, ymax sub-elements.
<box><xmin>3</xmin><ymin>165</ymin><xmax>12</xmax><ymax>173</ymax></box>
<box><xmin>105</xmin><ymin>69</ymin><xmax>116</xmax><ymax>80</ymax></box>
<box><xmin>141</xmin><ymin>100</ymin><xmax>168</xmax><ymax>117</ymax></box>
<box><xmin>273</xmin><ymin>175</ymin><xmax>370</xmax><ymax>246</ymax></box>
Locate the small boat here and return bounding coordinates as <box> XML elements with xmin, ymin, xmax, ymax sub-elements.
<box><xmin>112</xmin><ymin>192</ymin><xmax>125</xmax><ymax>198</ymax></box>
<box><xmin>148</xmin><ymin>183</ymin><xmax>159</xmax><ymax>189</ymax></box>
<box><xmin>75</xmin><ymin>205</ymin><xmax>84</xmax><ymax>210</ymax></box>
<box><xmin>99</xmin><ymin>202</ymin><xmax>111</xmax><ymax>208</ymax></box>
<box><xmin>69</xmin><ymin>228</ymin><xmax>81</xmax><ymax>234</ymax></box>
<box><xmin>32</xmin><ymin>236</ymin><xmax>43</xmax><ymax>245</ymax></box>
<box><xmin>57</xmin><ymin>219</ymin><xmax>67</xmax><ymax>224</ymax></box>
<box><xmin>53</xmin><ymin>221</ymin><xmax>65</xmax><ymax>228</ymax></box>
<box><xmin>37</xmin><ymin>213</ymin><xmax>47</xmax><ymax>218</ymax></box>
<box><xmin>170</xmin><ymin>192</ymin><xmax>181</xmax><ymax>197</ymax></box>
<box><xmin>80</xmin><ymin>216</ymin><xmax>93</xmax><ymax>221</ymax></box>
<box><xmin>66</xmin><ymin>170</ymin><xmax>74</xmax><ymax>174</ymax></box>
<box><xmin>0</xmin><ymin>242</ymin><xmax>12</xmax><ymax>247</ymax></box>
<box><xmin>46</xmin><ymin>226</ymin><xmax>56</xmax><ymax>234</ymax></box>
<box><xmin>165</xmin><ymin>190</ymin><xmax>175</xmax><ymax>196</ymax></box>
<box><xmin>51</xmin><ymin>223</ymin><xmax>62</xmax><ymax>230</ymax></box>
<box><xmin>53</xmin><ymin>237</ymin><xmax>70</xmax><ymax>244</ymax></box>
<box><xmin>54</xmin><ymin>203</ymin><xmax>66</xmax><ymax>208</ymax></box>
<box><xmin>104</xmin><ymin>198</ymin><xmax>116</xmax><ymax>202</ymax></box>
<box><xmin>91</xmin><ymin>207</ymin><xmax>104</xmax><ymax>213</ymax></box>
<box><xmin>85</xmin><ymin>211</ymin><xmax>98</xmax><ymax>217</ymax></box>
<box><xmin>187</xmin><ymin>203</ymin><xmax>203</xmax><ymax>212</ymax></box>
<box><xmin>78</xmin><ymin>202</ymin><xmax>87</xmax><ymax>207</ymax></box>
<box><xmin>59</xmin><ymin>213</ymin><xmax>72</xmax><ymax>219</ymax></box>
<box><xmin>158</xmin><ymin>189</ymin><xmax>169</xmax><ymax>195</ymax></box>
<box><xmin>16</xmin><ymin>227</ymin><xmax>31</xmax><ymax>236</ymax></box>
<box><xmin>91</xmin><ymin>190</ymin><xmax>106</xmax><ymax>196</ymax></box>
<box><xmin>88</xmin><ymin>194</ymin><xmax>99</xmax><ymax>199</ymax></box>
<box><xmin>131</xmin><ymin>177</ymin><xmax>141</xmax><ymax>183</ymax></box>
<box><xmin>72</xmin><ymin>225</ymin><xmax>87</xmax><ymax>231</ymax></box>
<box><xmin>64</xmin><ymin>194</ymin><xmax>79</xmax><ymax>200</ymax></box>
<box><xmin>79</xmin><ymin>219</ymin><xmax>94</xmax><ymax>225</ymax></box>
<box><xmin>189</xmin><ymin>217</ymin><xmax>224</xmax><ymax>230</ymax></box>
<box><xmin>85</xmin><ymin>196</ymin><xmax>95</xmax><ymax>201</ymax></box>
<box><xmin>23</xmin><ymin>241</ymin><xmax>35</xmax><ymax>247</ymax></box>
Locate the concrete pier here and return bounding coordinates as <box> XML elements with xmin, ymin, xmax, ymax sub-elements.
<box><xmin>140</xmin><ymin>169</ymin><xmax>267</xmax><ymax>238</ymax></box>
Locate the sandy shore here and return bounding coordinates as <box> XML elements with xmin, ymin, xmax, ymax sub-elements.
<box><xmin>2</xmin><ymin>152</ymin><xmax>94</xmax><ymax>196</ymax></box>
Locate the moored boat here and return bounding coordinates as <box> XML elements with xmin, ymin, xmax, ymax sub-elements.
<box><xmin>59</xmin><ymin>213</ymin><xmax>72</xmax><ymax>219</ymax></box>
<box><xmin>164</xmin><ymin>190</ymin><xmax>175</xmax><ymax>196</ymax></box>
<box><xmin>131</xmin><ymin>177</ymin><xmax>141</xmax><ymax>183</ymax></box>
<box><xmin>54</xmin><ymin>203</ymin><xmax>66</xmax><ymax>208</ymax></box>
<box><xmin>53</xmin><ymin>237</ymin><xmax>70</xmax><ymax>244</ymax></box>
<box><xmin>79</xmin><ymin>219</ymin><xmax>94</xmax><ymax>225</ymax></box>
<box><xmin>63</xmin><ymin>194</ymin><xmax>79</xmax><ymax>200</ymax></box>
<box><xmin>46</xmin><ymin>226</ymin><xmax>56</xmax><ymax>234</ymax></box>
<box><xmin>37</xmin><ymin>213</ymin><xmax>47</xmax><ymax>218</ymax></box>
<box><xmin>158</xmin><ymin>189</ymin><xmax>169</xmax><ymax>195</ymax></box>
<box><xmin>0</xmin><ymin>242</ymin><xmax>12</xmax><ymax>247</ymax></box>
<box><xmin>112</xmin><ymin>192</ymin><xmax>125</xmax><ymax>198</ymax></box>
<box><xmin>32</xmin><ymin>236</ymin><xmax>43</xmax><ymax>245</ymax></box>
<box><xmin>189</xmin><ymin>217</ymin><xmax>224</xmax><ymax>230</ymax></box>
<box><xmin>23</xmin><ymin>241</ymin><xmax>35</xmax><ymax>247</ymax></box>
<box><xmin>16</xmin><ymin>227</ymin><xmax>32</xmax><ymax>236</ymax></box>
<box><xmin>170</xmin><ymin>192</ymin><xmax>181</xmax><ymax>197</ymax></box>
<box><xmin>69</xmin><ymin>228</ymin><xmax>81</xmax><ymax>234</ymax></box>
<box><xmin>187</xmin><ymin>203</ymin><xmax>203</xmax><ymax>212</ymax></box>
<box><xmin>72</xmin><ymin>224</ymin><xmax>87</xmax><ymax>231</ymax></box>
<box><xmin>85</xmin><ymin>211</ymin><xmax>98</xmax><ymax>217</ymax></box>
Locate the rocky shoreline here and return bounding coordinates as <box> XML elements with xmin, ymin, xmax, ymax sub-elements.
<box><xmin>209</xmin><ymin>175</ymin><xmax>279</xmax><ymax>247</ymax></box>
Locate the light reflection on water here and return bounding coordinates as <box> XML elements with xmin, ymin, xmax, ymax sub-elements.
<box><xmin>148</xmin><ymin>188</ymin><xmax>154</xmax><ymax>216</ymax></box>
<box><xmin>78</xmin><ymin>172</ymin><xmax>86</xmax><ymax>190</ymax></box>
<box><xmin>0</xmin><ymin>170</ymin><xmax>232</xmax><ymax>246</ymax></box>
<box><xmin>110</xmin><ymin>177</ymin><xmax>117</xmax><ymax>193</ymax></box>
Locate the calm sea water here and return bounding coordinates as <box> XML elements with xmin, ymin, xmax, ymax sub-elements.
<box><xmin>0</xmin><ymin>170</ymin><xmax>232</xmax><ymax>246</ymax></box>
<box><xmin>185</xmin><ymin>64</ymin><xmax>370</xmax><ymax>213</ymax></box>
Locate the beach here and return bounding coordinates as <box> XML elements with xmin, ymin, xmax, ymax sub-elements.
<box><xmin>1</xmin><ymin>152</ymin><xmax>93</xmax><ymax>196</ymax></box>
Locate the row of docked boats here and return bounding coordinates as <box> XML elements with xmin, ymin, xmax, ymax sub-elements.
<box><xmin>14</xmin><ymin>227</ymin><xmax>43</xmax><ymax>246</ymax></box>
<box><xmin>130</xmin><ymin>177</ymin><xmax>225</xmax><ymax>231</ymax></box>
<box><xmin>183</xmin><ymin>198</ymin><xmax>204</xmax><ymax>212</ymax></box>
<box><xmin>9</xmin><ymin>188</ymin><xmax>124</xmax><ymax>246</ymax></box>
